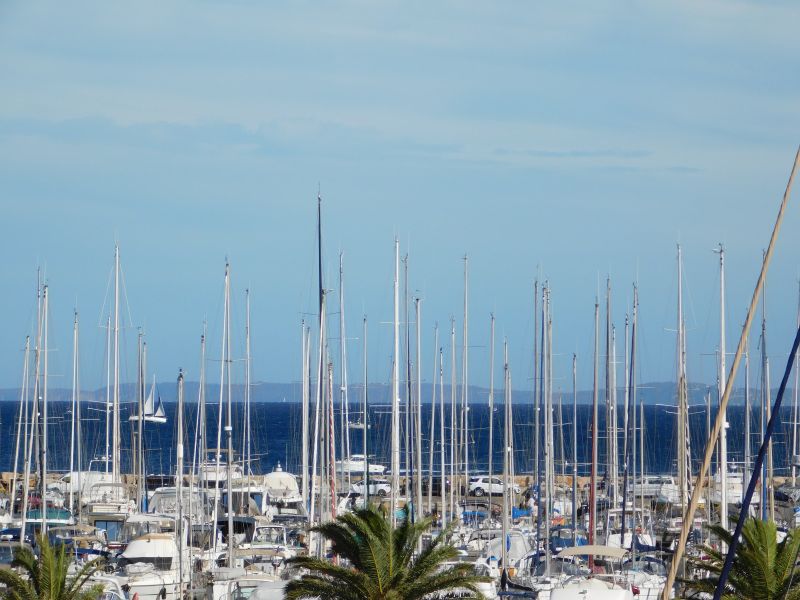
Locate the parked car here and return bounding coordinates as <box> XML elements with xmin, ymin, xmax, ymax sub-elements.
<box><xmin>350</xmin><ymin>478</ymin><xmax>391</xmax><ymax>497</ymax></box>
<box><xmin>468</xmin><ymin>476</ymin><xmax>520</xmax><ymax>497</ymax></box>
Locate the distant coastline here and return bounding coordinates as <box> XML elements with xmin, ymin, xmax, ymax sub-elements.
<box><xmin>0</xmin><ymin>380</ymin><xmax>775</xmax><ymax>405</ymax></box>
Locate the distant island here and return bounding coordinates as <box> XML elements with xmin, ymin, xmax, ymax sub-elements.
<box><xmin>0</xmin><ymin>380</ymin><xmax>770</xmax><ymax>406</ymax></box>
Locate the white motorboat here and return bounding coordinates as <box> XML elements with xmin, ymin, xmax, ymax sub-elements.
<box><xmin>334</xmin><ymin>454</ymin><xmax>386</xmax><ymax>475</ymax></box>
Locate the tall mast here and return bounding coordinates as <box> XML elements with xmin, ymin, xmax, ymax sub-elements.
<box><xmin>623</xmin><ymin>314</ymin><xmax>630</xmax><ymax>495</ymax></box>
<box><xmin>716</xmin><ymin>244</ymin><xmax>728</xmax><ymax>532</ymax></box>
<box><xmin>545</xmin><ymin>287</ymin><xmax>554</xmax><ymax>575</ymax></box>
<box><xmin>301</xmin><ymin>320</ymin><xmax>309</xmax><ymax>506</ymax></box>
<box><xmin>21</xmin><ymin>276</ymin><xmax>42</xmax><ymax>545</ymax></box>
<box><xmin>136</xmin><ymin>331</ymin><xmax>144</xmax><ymax>510</ymax></box>
<box><xmin>449</xmin><ymin>318</ymin><xmax>457</xmax><ymax>519</ymax></box>
<box><xmin>309</xmin><ymin>298</ymin><xmax>326</xmax><ymax>533</ymax></box>
<box><xmin>176</xmin><ymin>370</ymin><xmax>185</xmax><ymax>593</ymax></box>
<box><xmin>10</xmin><ymin>337</ymin><xmax>30</xmax><ymax>524</ymax></box>
<box><xmin>224</xmin><ymin>263</ymin><xmax>234</xmax><ymax>565</ymax></box>
<box><xmin>104</xmin><ymin>315</ymin><xmax>111</xmax><ymax>476</ymax></box>
<box><xmin>390</xmin><ymin>239</ymin><xmax>400</xmax><ymax>527</ymax></box>
<box><xmin>195</xmin><ymin>325</ymin><xmax>207</xmax><ymax>521</ymax></box>
<box><xmin>69</xmin><ymin>311</ymin><xmax>79</xmax><ymax>513</ymax></box>
<box><xmin>677</xmin><ymin>245</ymin><xmax>689</xmax><ymax>508</ymax></box>
<box><xmin>428</xmin><ymin>324</ymin><xmax>438</xmax><ymax>515</ymax></box>
<box><xmin>572</xmin><ymin>354</ymin><xmax>578</xmax><ymax>545</ymax></box>
<box><xmin>415</xmin><ymin>297</ymin><xmax>423</xmax><ymax>516</ymax></box>
<box><xmin>338</xmin><ymin>253</ymin><xmax>351</xmax><ymax>491</ymax></box>
<box><xmin>488</xmin><ymin>315</ymin><xmax>496</xmax><ymax>519</ymax></box>
<box><xmin>113</xmin><ymin>245</ymin><xmax>121</xmax><ymax>483</ymax></box>
<box><xmin>631</xmin><ymin>286</ymin><xmax>639</xmax><ymax>530</ymax></box>
<box><xmin>461</xmin><ymin>256</ymin><xmax>469</xmax><ymax>492</ymax></box>
<box><xmin>309</xmin><ymin>194</ymin><xmax>326</xmax><ymax>538</ymax></box>
<box><xmin>327</xmin><ymin>360</ymin><xmax>336</xmax><ymax>519</ymax></box>
<box><xmin>501</xmin><ymin>339</ymin><xmax>510</xmax><ymax>580</ymax></box>
<box><xmin>41</xmin><ymin>284</ymin><xmax>49</xmax><ymax>534</ymax></box>
<box><xmin>403</xmin><ymin>256</ymin><xmax>410</xmax><ymax>505</ymax></box>
<box><xmin>761</xmin><ymin>280</ymin><xmax>774</xmax><ymax>521</ymax></box>
<box><xmin>537</xmin><ymin>283</ymin><xmax>547</xmax><ymax>550</ymax></box>
<box><xmin>244</xmin><ymin>289</ymin><xmax>252</xmax><ymax>513</ymax></box>
<box><xmin>610</xmin><ymin>324</ymin><xmax>618</xmax><ymax>502</ymax></box>
<box><xmin>605</xmin><ymin>278</ymin><xmax>613</xmax><ymax>504</ymax></box>
<box><xmin>532</xmin><ymin>280</ymin><xmax>540</xmax><ymax>544</ymax></box>
<box><xmin>362</xmin><ymin>317</ymin><xmax>369</xmax><ymax>505</ymax></box>
<box><xmin>590</xmin><ymin>299</ymin><xmax>599</xmax><ymax>570</ymax></box>
<box><xmin>439</xmin><ymin>345</ymin><xmax>446</xmax><ymax>527</ymax></box>
<box><xmin>744</xmin><ymin>342</ymin><xmax>751</xmax><ymax>508</ymax></box>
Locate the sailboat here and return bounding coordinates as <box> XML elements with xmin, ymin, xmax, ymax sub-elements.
<box><xmin>129</xmin><ymin>378</ymin><xmax>167</xmax><ymax>424</ymax></box>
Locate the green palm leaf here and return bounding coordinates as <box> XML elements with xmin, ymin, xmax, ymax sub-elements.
<box><xmin>0</xmin><ymin>535</ymin><xmax>105</xmax><ymax>600</ymax></box>
<box><xmin>683</xmin><ymin>518</ymin><xmax>800</xmax><ymax>600</ymax></box>
<box><xmin>286</xmin><ymin>506</ymin><xmax>490</xmax><ymax>600</ymax></box>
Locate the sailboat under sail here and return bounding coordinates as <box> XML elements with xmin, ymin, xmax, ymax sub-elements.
<box><xmin>129</xmin><ymin>379</ymin><xmax>167</xmax><ymax>424</ymax></box>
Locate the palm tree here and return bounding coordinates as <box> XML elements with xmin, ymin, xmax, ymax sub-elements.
<box><xmin>285</xmin><ymin>507</ymin><xmax>491</xmax><ymax>600</ymax></box>
<box><xmin>0</xmin><ymin>535</ymin><xmax>105</xmax><ymax>600</ymax></box>
<box><xmin>683</xmin><ymin>518</ymin><xmax>800</xmax><ymax>599</ymax></box>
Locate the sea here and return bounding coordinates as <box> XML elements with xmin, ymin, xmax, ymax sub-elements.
<box><xmin>0</xmin><ymin>401</ymin><xmax>796</xmax><ymax>481</ymax></box>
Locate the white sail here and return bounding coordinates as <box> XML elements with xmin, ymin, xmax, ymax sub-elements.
<box><xmin>130</xmin><ymin>380</ymin><xmax>167</xmax><ymax>424</ymax></box>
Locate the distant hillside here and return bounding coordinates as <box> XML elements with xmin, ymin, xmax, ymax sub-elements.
<box><xmin>0</xmin><ymin>380</ymin><xmax>772</xmax><ymax>405</ymax></box>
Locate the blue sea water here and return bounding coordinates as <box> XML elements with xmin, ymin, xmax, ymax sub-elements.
<box><xmin>0</xmin><ymin>401</ymin><xmax>795</xmax><ymax>480</ymax></box>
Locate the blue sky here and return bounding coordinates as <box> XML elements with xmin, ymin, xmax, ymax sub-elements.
<box><xmin>1</xmin><ymin>1</ymin><xmax>799</xmax><ymax>397</ymax></box>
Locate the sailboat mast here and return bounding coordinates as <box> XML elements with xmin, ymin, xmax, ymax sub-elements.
<box><xmin>404</xmin><ymin>256</ymin><xmax>411</xmax><ymax>503</ymax></box>
<box><xmin>572</xmin><ymin>354</ymin><xmax>578</xmax><ymax>545</ymax></box>
<box><xmin>717</xmin><ymin>244</ymin><xmax>729</xmax><ymax>532</ymax></box>
<box><xmin>415</xmin><ymin>297</ymin><xmax>423</xmax><ymax>516</ymax></box>
<box><xmin>605</xmin><ymin>278</ymin><xmax>613</xmax><ymax>504</ymax></box>
<box><xmin>104</xmin><ymin>315</ymin><xmax>111</xmax><ymax>476</ymax></box>
<box><xmin>545</xmin><ymin>287</ymin><xmax>554</xmax><ymax>576</ymax></box>
<box><xmin>176</xmin><ymin>370</ymin><xmax>185</xmax><ymax>593</ymax></box>
<box><xmin>501</xmin><ymin>339</ymin><xmax>510</xmax><ymax>579</ymax></box>
<box><xmin>301</xmin><ymin>320</ymin><xmax>309</xmax><ymax>506</ymax></box>
<box><xmin>488</xmin><ymin>315</ymin><xmax>495</xmax><ymax>519</ymax></box>
<box><xmin>428</xmin><ymin>324</ymin><xmax>438</xmax><ymax>515</ymax></box>
<box><xmin>744</xmin><ymin>343</ymin><xmax>751</xmax><ymax>505</ymax></box>
<box><xmin>438</xmin><ymin>346</ymin><xmax>446</xmax><ymax>527</ymax></box>
<box><xmin>610</xmin><ymin>324</ymin><xmax>618</xmax><ymax>502</ymax></box>
<box><xmin>10</xmin><ymin>337</ymin><xmax>30</xmax><ymax>523</ymax></box>
<box><xmin>338</xmin><ymin>253</ymin><xmax>351</xmax><ymax>491</ymax></box>
<box><xmin>21</xmin><ymin>293</ymin><xmax>40</xmax><ymax>544</ymax></box>
<box><xmin>590</xmin><ymin>299</ymin><xmax>599</xmax><ymax>569</ymax></box>
<box><xmin>449</xmin><ymin>319</ymin><xmax>456</xmax><ymax>519</ymax></box>
<box><xmin>309</xmin><ymin>195</ymin><xmax>326</xmax><ymax>538</ymax></box>
<box><xmin>41</xmin><ymin>284</ymin><xmax>49</xmax><ymax>534</ymax></box>
<box><xmin>391</xmin><ymin>239</ymin><xmax>400</xmax><ymax>527</ymax></box>
<box><xmin>136</xmin><ymin>331</ymin><xmax>144</xmax><ymax>510</ymax></box>
<box><xmin>677</xmin><ymin>245</ymin><xmax>688</xmax><ymax>507</ymax></box>
<box><xmin>113</xmin><ymin>245</ymin><xmax>121</xmax><ymax>483</ymax></box>
<box><xmin>69</xmin><ymin>312</ymin><xmax>78</xmax><ymax>512</ymax></box>
<box><xmin>244</xmin><ymin>290</ymin><xmax>252</xmax><ymax>478</ymax></box>
<box><xmin>362</xmin><ymin>317</ymin><xmax>369</xmax><ymax>505</ymax></box>
<box><xmin>224</xmin><ymin>264</ymin><xmax>235</xmax><ymax>565</ymax></box>
<box><xmin>462</xmin><ymin>256</ymin><xmax>469</xmax><ymax>493</ymax></box>
<box><xmin>532</xmin><ymin>280</ymin><xmax>540</xmax><ymax>545</ymax></box>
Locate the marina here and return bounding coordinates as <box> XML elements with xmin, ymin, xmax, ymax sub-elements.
<box><xmin>2</xmin><ymin>3</ymin><xmax>800</xmax><ymax>600</ymax></box>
